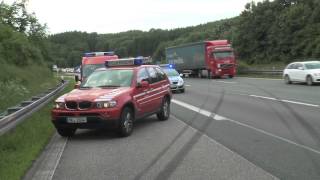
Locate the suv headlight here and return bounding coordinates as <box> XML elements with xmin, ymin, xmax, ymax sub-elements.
<box><xmin>55</xmin><ymin>102</ymin><xmax>65</xmax><ymax>109</ymax></box>
<box><xmin>96</xmin><ymin>100</ymin><xmax>117</xmax><ymax>108</ymax></box>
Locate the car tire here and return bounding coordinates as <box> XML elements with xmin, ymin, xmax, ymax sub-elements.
<box><xmin>306</xmin><ymin>76</ymin><xmax>314</xmax><ymax>86</ymax></box>
<box><xmin>229</xmin><ymin>75</ymin><xmax>234</xmax><ymax>78</ymax></box>
<box><xmin>118</xmin><ymin>107</ymin><xmax>134</xmax><ymax>137</ymax></box>
<box><xmin>157</xmin><ymin>97</ymin><xmax>170</xmax><ymax>121</ymax></box>
<box><xmin>57</xmin><ymin>128</ymin><xmax>76</xmax><ymax>137</ymax></box>
<box><xmin>284</xmin><ymin>75</ymin><xmax>292</xmax><ymax>84</ymax></box>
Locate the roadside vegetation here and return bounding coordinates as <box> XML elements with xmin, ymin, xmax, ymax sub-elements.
<box><xmin>0</xmin><ymin>81</ymin><xmax>73</xmax><ymax>180</ymax></box>
<box><xmin>0</xmin><ymin>64</ymin><xmax>58</xmax><ymax>113</ymax></box>
<box><xmin>0</xmin><ymin>1</ymin><xmax>58</xmax><ymax>112</ymax></box>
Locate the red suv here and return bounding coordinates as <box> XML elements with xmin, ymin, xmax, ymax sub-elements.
<box><xmin>51</xmin><ymin>57</ymin><xmax>172</xmax><ymax>137</ymax></box>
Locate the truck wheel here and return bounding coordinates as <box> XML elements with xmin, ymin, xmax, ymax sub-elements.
<box><xmin>57</xmin><ymin>128</ymin><xmax>76</xmax><ymax>137</ymax></box>
<box><xmin>228</xmin><ymin>75</ymin><xmax>233</xmax><ymax>78</ymax></box>
<box><xmin>118</xmin><ymin>107</ymin><xmax>134</xmax><ymax>137</ymax></box>
<box><xmin>157</xmin><ymin>97</ymin><xmax>170</xmax><ymax>121</ymax></box>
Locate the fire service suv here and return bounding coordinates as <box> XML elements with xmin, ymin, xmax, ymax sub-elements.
<box><xmin>166</xmin><ymin>40</ymin><xmax>237</xmax><ymax>78</ymax></box>
<box><xmin>52</xmin><ymin>57</ymin><xmax>172</xmax><ymax>137</ymax></box>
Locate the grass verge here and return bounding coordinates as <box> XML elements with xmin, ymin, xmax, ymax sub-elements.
<box><xmin>0</xmin><ymin>64</ymin><xmax>59</xmax><ymax>113</ymax></box>
<box><xmin>0</xmin><ymin>81</ymin><xmax>74</xmax><ymax>180</ymax></box>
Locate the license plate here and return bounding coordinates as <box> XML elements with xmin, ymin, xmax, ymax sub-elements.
<box><xmin>170</xmin><ymin>84</ymin><xmax>177</xmax><ymax>88</ymax></box>
<box><xmin>67</xmin><ymin>117</ymin><xmax>87</xmax><ymax>123</ymax></box>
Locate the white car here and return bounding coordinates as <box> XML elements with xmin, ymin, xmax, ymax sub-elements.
<box><xmin>283</xmin><ymin>61</ymin><xmax>320</xmax><ymax>85</ymax></box>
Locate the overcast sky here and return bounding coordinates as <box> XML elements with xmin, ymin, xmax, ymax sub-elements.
<box><xmin>4</xmin><ymin>0</ymin><xmax>261</xmax><ymax>34</ymax></box>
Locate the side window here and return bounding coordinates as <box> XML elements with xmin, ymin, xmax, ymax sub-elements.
<box><xmin>154</xmin><ymin>67</ymin><xmax>166</xmax><ymax>81</ymax></box>
<box><xmin>287</xmin><ymin>63</ymin><xmax>295</xmax><ymax>69</ymax></box>
<box><xmin>146</xmin><ymin>67</ymin><xmax>158</xmax><ymax>84</ymax></box>
<box><xmin>296</xmin><ymin>63</ymin><xmax>303</xmax><ymax>69</ymax></box>
<box><xmin>137</xmin><ymin>68</ymin><xmax>149</xmax><ymax>83</ymax></box>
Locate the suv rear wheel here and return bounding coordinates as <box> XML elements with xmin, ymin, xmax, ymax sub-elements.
<box><xmin>157</xmin><ymin>97</ymin><xmax>170</xmax><ymax>121</ymax></box>
<box><xmin>57</xmin><ymin>128</ymin><xmax>76</xmax><ymax>137</ymax></box>
<box><xmin>118</xmin><ymin>107</ymin><xmax>134</xmax><ymax>137</ymax></box>
<box><xmin>306</xmin><ymin>76</ymin><xmax>314</xmax><ymax>86</ymax></box>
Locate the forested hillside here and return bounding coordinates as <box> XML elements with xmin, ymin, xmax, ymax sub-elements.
<box><xmin>49</xmin><ymin>0</ymin><xmax>320</xmax><ymax>67</ymax></box>
<box><xmin>0</xmin><ymin>1</ymin><xmax>57</xmax><ymax>112</ymax></box>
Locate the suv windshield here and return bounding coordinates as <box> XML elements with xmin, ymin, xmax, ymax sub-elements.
<box><xmin>82</xmin><ymin>64</ymin><xmax>105</xmax><ymax>78</ymax></box>
<box><xmin>304</xmin><ymin>62</ymin><xmax>320</xmax><ymax>69</ymax></box>
<box><xmin>81</xmin><ymin>69</ymin><xmax>133</xmax><ymax>88</ymax></box>
<box><xmin>163</xmin><ymin>68</ymin><xmax>179</xmax><ymax>77</ymax></box>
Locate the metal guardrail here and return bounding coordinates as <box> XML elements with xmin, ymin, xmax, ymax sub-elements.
<box><xmin>0</xmin><ymin>81</ymin><xmax>69</xmax><ymax>135</ymax></box>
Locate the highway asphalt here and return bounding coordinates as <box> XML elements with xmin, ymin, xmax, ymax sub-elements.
<box><xmin>25</xmin><ymin>77</ymin><xmax>320</xmax><ymax>180</ymax></box>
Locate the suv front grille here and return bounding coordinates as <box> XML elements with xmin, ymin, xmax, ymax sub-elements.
<box><xmin>66</xmin><ymin>101</ymin><xmax>77</xmax><ymax>110</ymax></box>
<box><xmin>79</xmin><ymin>101</ymin><xmax>92</xmax><ymax>109</ymax></box>
<box><xmin>172</xmin><ymin>82</ymin><xmax>178</xmax><ymax>84</ymax></box>
<box><xmin>65</xmin><ymin>101</ymin><xmax>92</xmax><ymax>110</ymax></box>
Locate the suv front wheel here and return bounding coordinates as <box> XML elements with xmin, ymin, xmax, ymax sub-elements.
<box><xmin>57</xmin><ymin>127</ymin><xmax>76</xmax><ymax>137</ymax></box>
<box><xmin>118</xmin><ymin>107</ymin><xmax>134</xmax><ymax>137</ymax></box>
<box><xmin>157</xmin><ymin>97</ymin><xmax>170</xmax><ymax>121</ymax></box>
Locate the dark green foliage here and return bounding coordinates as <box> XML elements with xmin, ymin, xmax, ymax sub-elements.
<box><xmin>2</xmin><ymin>0</ymin><xmax>319</xmax><ymax>68</ymax></box>
<box><xmin>0</xmin><ymin>0</ymin><xmax>48</xmax><ymax>67</ymax></box>
<box><xmin>234</xmin><ymin>0</ymin><xmax>320</xmax><ymax>64</ymax></box>
<box><xmin>49</xmin><ymin>18</ymin><xmax>235</xmax><ymax>66</ymax></box>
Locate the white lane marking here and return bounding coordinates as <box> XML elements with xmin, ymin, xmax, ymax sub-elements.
<box><xmin>185</xmin><ymin>84</ymin><xmax>191</xmax><ymax>87</ymax></box>
<box><xmin>249</xmin><ymin>94</ymin><xmax>319</xmax><ymax>107</ymax></box>
<box><xmin>172</xmin><ymin>99</ymin><xmax>320</xmax><ymax>155</ymax></box>
<box><xmin>249</xmin><ymin>95</ymin><xmax>277</xmax><ymax>101</ymax></box>
<box><xmin>50</xmin><ymin>137</ymin><xmax>68</xmax><ymax>180</ymax></box>
<box><xmin>171</xmin><ymin>115</ymin><xmax>280</xmax><ymax>180</ymax></box>
<box><xmin>215</xmin><ymin>80</ymin><xmax>238</xmax><ymax>84</ymax></box>
<box><xmin>171</xmin><ymin>99</ymin><xmax>212</xmax><ymax>117</ymax></box>
<box><xmin>281</xmin><ymin>99</ymin><xmax>319</xmax><ymax>107</ymax></box>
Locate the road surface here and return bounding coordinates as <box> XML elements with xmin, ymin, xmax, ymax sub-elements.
<box><xmin>25</xmin><ymin>77</ymin><xmax>320</xmax><ymax>180</ymax></box>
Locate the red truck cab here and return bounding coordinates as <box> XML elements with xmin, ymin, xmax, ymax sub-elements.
<box><xmin>52</xmin><ymin>57</ymin><xmax>172</xmax><ymax>137</ymax></box>
<box><xmin>205</xmin><ymin>40</ymin><xmax>236</xmax><ymax>78</ymax></box>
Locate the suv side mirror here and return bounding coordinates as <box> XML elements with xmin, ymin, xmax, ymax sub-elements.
<box><xmin>180</xmin><ymin>74</ymin><xmax>183</xmax><ymax>77</ymax></box>
<box><xmin>74</xmin><ymin>83</ymin><xmax>80</xmax><ymax>89</ymax></box>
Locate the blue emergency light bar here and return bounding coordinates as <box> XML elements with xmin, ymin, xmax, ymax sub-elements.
<box><xmin>84</xmin><ymin>51</ymin><xmax>115</xmax><ymax>57</ymax></box>
<box><xmin>159</xmin><ymin>64</ymin><xmax>175</xmax><ymax>69</ymax></box>
<box><xmin>105</xmin><ymin>56</ymin><xmax>152</xmax><ymax>67</ymax></box>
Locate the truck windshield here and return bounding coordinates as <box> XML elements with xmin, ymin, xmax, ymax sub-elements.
<box><xmin>82</xmin><ymin>64</ymin><xmax>105</xmax><ymax>79</ymax></box>
<box><xmin>163</xmin><ymin>68</ymin><xmax>179</xmax><ymax>77</ymax></box>
<box><xmin>81</xmin><ymin>69</ymin><xmax>133</xmax><ymax>88</ymax></box>
<box><xmin>304</xmin><ymin>62</ymin><xmax>320</xmax><ymax>69</ymax></box>
<box><xmin>212</xmin><ymin>51</ymin><xmax>234</xmax><ymax>59</ymax></box>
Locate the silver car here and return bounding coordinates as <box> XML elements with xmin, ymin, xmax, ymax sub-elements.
<box><xmin>162</xmin><ymin>68</ymin><xmax>185</xmax><ymax>93</ymax></box>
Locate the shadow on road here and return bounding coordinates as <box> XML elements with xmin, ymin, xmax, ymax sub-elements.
<box><xmin>69</xmin><ymin>116</ymin><xmax>160</xmax><ymax>140</ymax></box>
